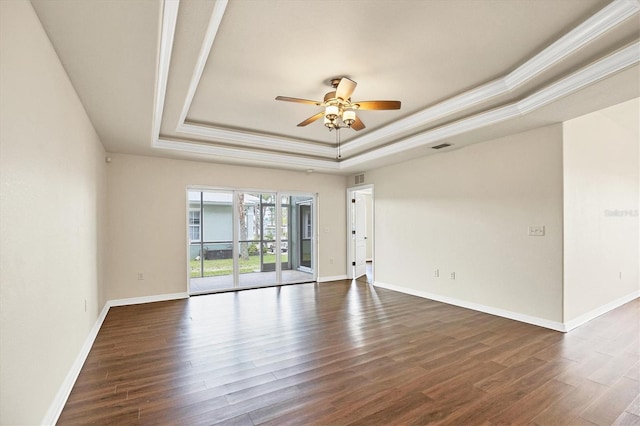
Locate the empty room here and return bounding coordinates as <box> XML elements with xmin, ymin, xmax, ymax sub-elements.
<box><xmin>1</xmin><ymin>0</ymin><xmax>639</xmax><ymax>424</ymax></box>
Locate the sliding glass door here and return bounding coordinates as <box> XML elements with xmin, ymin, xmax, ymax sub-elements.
<box><xmin>188</xmin><ymin>191</ymin><xmax>234</xmax><ymax>293</ymax></box>
<box><xmin>188</xmin><ymin>189</ymin><xmax>316</xmax><ymax>294</ymax></box>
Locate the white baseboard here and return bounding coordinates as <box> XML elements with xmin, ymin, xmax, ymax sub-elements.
<box><xmin>563</xmin><ymin>290</ymin><xmax>640</xmax><ymax>332</ymax></box>
<box><xmin>108</xmin><ymin>292</ymin><xmax>188</xmax><ymax>307</ymax></box>
<box><xmin>373</xmin><ymin>281</ymin><xmax>566</xmax><ymax>332</ymax></box>
<box><xmin>41</xmin><ymin>303</ymin><xmax>110</xmax><ymax>425</ymax></box>
<box><xmin>42</xmin><ymin>292</ymin><xmax>188</xmax><ymax>425</ymax></box>
<box><xmin>317</xmin><ymin>275</ymin><xmax>348</xmax><ymax>283</ymax></box>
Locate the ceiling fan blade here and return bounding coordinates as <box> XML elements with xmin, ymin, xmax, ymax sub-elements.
<box><xmin>297</xmin><ymin>112</ymin><xmax>324</xmax><ymax>127</ymax></box>
<box><xmin>355</xmin><ymin>100</ymin><xmax>401</xmax><ymax>110</ymax></box>
<box><xmin>335</xmin><ymin>77</ymin><xmax>357</xmax><ymax>101</ymax></box>
<box><xmin>276</xmin><ymin>96</ymin><xmax>320</xmax><ymax>106</ymax></box>
<box><xmin>351</xmin><ymin>116</ymin><xmax>366</xmax><ymax>131</ymax></box>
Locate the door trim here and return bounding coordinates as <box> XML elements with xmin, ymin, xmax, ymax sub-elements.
<box><xmin>346</xmin><ymin>184</ymin><xmax>374</xmax><ymax>280</ymax></box>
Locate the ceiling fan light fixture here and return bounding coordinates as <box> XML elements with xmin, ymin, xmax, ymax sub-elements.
<box><xmin>275</xmin><ymin>77</ymin><xmax>400</xmax><ymax>134</ymax></box>
<box><xmin>324</xmin><ymin>116</ymin><xmax>336</xmax><ymax>129</ymax></box>
<box><xmin>325</xmin><ymin>105</ymin><xmax>339</xmax><ymax>121</ymax></box>
<box><xmin>342</xmin><ymin>110</ymin><xmax>356</xmax><ymax>127</ymax></box>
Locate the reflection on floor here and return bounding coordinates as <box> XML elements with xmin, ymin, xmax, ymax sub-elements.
<box><xmin>190</xmin><ymin>269</ymin><xmax>314</xmax><ymax>294</ymax></box>
<box><xmin>356</xmin><ymin>261</ymin><xmax>373</xmax><ymax>284</ymax></box>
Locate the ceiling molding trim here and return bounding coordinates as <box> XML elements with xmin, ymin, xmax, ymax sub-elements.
<box><xmin>176</xmin><ymin>0</ymin><xmax>228</xmax><ymax>127</ymax></box>
<box><xmin>342</xmin><ymin>42</ymin><xmax>640</xmax><ymax>169</ymax></box>
<box><xmin>177</xmin><ymin>123</ymin><xmax>336</xmax><ymax>157</ymax></box>
<box><xmin>505</xmin><ymin>0</ymin><xmax>640</xmax><ymax>88</ymax></box>
<box><xmin>340</xmin><ymin>79</ymin><xmax>508</xmax><ymax>154</ymax></box>
<box><xmin>153</xmin><ymin>0</ymin><xmax>639</xmax><ymax>172</ymax></box>
<box><xmin>340</xmin><ymin>0</ymin><xmax>639</xmax><ymax>154</ymax></box>
<box><xmin>155</xmin><ymin>138</ymin><xmax>341</xmax><ymax>170</ymax></box>
<box><xmin>340</xmin><ymin>105</ymin><xmax>520</xmax><ymax>168</ymax></box>
<box><xmin>518</xmin><ymin>41</ymin><xmax>639</xmax><ymax>114</ymax></box>
<box><xmin>151</xmin><ymin>0</ymin><xmax>180</xmax><ymax>144</ymax></box>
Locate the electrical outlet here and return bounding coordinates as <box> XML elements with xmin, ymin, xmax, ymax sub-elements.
<box><xmin>84</xmin><ymin>299</ymin><xmax>87</xmax><ymax>312</ymax></box>
<box><xmin>329</xmin><ymin>258</ymin><xmax>334</xmax><ymax>265</ymax></box>
<box><xmin>434</xmin><ymin>269</ymin><xmax>439</xmax><ymax>277</ymax></box>
<box><xmin>450</xmin><ymin>272</ymin><xmax>456</xmax><ymax>280</ymax></box>
<box><xmin>528</xmin><ymin>225</ymin><xmax>545</xmax><ymax>236</ymax></box>
<box><xmin>137</xmin><ymin>272</ymin><xmax>144</xmax><ymax>280</ymax></box>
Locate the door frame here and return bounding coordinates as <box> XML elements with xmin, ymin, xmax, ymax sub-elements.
<box><xmin>346</xmin><ymin>184</ymin><xmax>374</xmax><ymax>280</ymax></box>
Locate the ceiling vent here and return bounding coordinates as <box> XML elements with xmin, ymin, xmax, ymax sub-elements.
<box><xmin>355</xmin><ymin>174</ymin><xmax>365</xmax><ymax>185</ymax></box>
<box><xmin>431</xmin><ymin>143</ymin><xmax>452</xmax><ymax>150</ymax></box>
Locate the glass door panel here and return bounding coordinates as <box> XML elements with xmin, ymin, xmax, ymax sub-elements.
<box><xmin>300</xmin><ymin>204</ymin><xmax>312</xmax><ymax>268</ymax></box>
<box><xmin>188</xmin><ymin>190</ymin><xmax>234</xmax><ymax>293</ymax></box>
<box><xmin>281</xmin><ymin>194</ymin><xmax>315</xmax><ymax>284</ymax></box>
<box><xmin>281</xmin><ymin>200</ymin><xmax>291</xmax><ymax>272</ymax></box>
<box><xmin>238</xmin><ymin>192</ymin><xmax>278</xmax><ymax>288</ymax></box>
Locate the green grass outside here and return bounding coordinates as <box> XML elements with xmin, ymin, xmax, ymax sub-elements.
<box><xmin>190</xmin><ymin>253</ymin><xmax>289</xmax><ymax>278</ymax></box>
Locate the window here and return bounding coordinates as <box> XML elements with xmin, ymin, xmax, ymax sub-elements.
<box><xmin>189</xmin><ymin>210</ymin><xmax>200</xmax><ymax>241</ymax></box>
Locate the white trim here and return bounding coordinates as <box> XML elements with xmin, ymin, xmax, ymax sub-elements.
<box><xmin>518</xmin><ymin>42</ymin><xmax>639</xmax><ymax>113</ymax></box>
<box><xmin>563</xmin><ymin>290</ymin><xmax>640</xmax><ymax>332</ymax></box>
<box><xmin>153</xmin><ymin>138</ymin><xmax>341</xmax><ymax>170</ymax></box>
<box><xmin>346</xmin><ymin>184</ymin><xmax>375</xmax><ymax>280</ymax></box>
<box><xmin>108</xmin><ymin>292</ymin><xmax>189</xmax><ymax>307</ymax></box>
<box><xmin>177</xmin><ymin>0</ymin><xmax>229</xmax><ymax>126</ymax></box>
<box><xmin>341</xmin><ymin>42</ymin><xmax>640</xmax><ymax>169</ymax></box>
<box><xmin>317</xmin><ymin>275</ymin><xmax>348</xmax><ymax>282</ymax></box>
<box><xmin>41</xmin><ymin>303</ymin><xmax>110</xmax><ymax>426</ymax></box>
<box><xmin>342</xmin><ymin>0</ymin><xmax>640</xmax><ymax>154</ymax></box>
<box><xmin>177</xmin><ymin>123</ymin><xmax>335</xmax><ymax>157</ymax></box>
<box><xmin>339</xmin><ymin>79</ymin><xmax>509</xmax><ymax>155</ymax></box>
<box><xmin>151</xmin><ymin>0</ymin><xmax>640</xmax><ymax>171</ymax></box>
<box><xmin>151</xmin><ymin>0</ymin><xmax>180</xmax><ymax>144</ymax></box>
<box><xmin>373</xmin><ymin>281</ymin><xmax>566</xmax><ymax>332</ymax></box>
<box><xmin>42</xmin><ymin>292</ymin><xmax>189</xmax><ymax>424</ymax></box>
<box><xmin>504</xmin><ymin>0</ymin><xmax>640</xmax><ymax>88</ymax></box>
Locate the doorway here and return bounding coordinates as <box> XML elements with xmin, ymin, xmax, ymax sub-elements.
<box><xmin>347</xmin><ymin>185</ymin><xmax>374</xmax><ymax>282</ymax></box>
<box><xmin>188</xmin><ymin>189</ymin><xmax>316</xmax><ymax>294</ymax></box>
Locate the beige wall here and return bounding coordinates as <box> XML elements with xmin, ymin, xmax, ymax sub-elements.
<box><xmin>105</xmin><ymin>153</ymin><xmax>347</xmax><ymax>301</ymax></box>
<box><xmin>0</xmin><ymin>1</ymin><xmax>107</xmax><ymax>424</ymax></box>
<box><xmin>366</xmin><ymin>124</ymin><xmax>565</xmax><ymax>322</ymax></box>
<box><xmin>563</xmin><ymin>98</ymin><xmax>640</xmax><ymax>322</ymax></box>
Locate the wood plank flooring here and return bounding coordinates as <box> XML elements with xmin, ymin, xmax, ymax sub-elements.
<box><xmin>58</xmin><ymin>280</ymin><xmax>640</xmax><ymax>425</ymax></box>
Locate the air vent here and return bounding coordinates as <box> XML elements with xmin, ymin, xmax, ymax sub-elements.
<box><xmin>354</xmin><ymin>174</ymin><xmax>365</xmax><ymax>185</ymax></box>
<box><xmin>431</xmin><ymin>143</ymin><xmax>452</xmax><ymax>150</ymax></box>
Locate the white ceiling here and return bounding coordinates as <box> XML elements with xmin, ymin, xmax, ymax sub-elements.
<box><xmin>31</xmin><ymin>0</ymin><xmax>640</xmax><ymax>174</ymax></box>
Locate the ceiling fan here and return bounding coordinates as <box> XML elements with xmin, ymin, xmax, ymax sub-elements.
<box><xmin>275</xmin><ymin>77</ymin><xmax>401</xmax><ymax>132</ymax></box>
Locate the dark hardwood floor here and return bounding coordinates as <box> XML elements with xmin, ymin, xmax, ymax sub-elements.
<box><xmin>58</xmin><ymin>280</ymin><xmax>640</xmax><ymax>425</ymax></box>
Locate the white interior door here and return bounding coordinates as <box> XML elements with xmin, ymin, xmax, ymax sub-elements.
<box><xmin>354</xmin><ymin>192</ymin><xmax>367</xmax><ymax>278</ymax></box>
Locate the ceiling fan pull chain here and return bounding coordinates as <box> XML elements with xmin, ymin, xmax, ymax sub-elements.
<box><xmin>336</xmin><ymin>127</ymin><xmax>342</xmax><ymax>159</ymax></box>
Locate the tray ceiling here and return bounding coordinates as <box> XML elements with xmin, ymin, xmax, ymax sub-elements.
<box><xmin>32</xmin><ymin>0</ymin><xmax>640</xmax><ymax>174</ymax></box>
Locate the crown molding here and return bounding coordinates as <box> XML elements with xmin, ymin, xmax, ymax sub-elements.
<box><xmin>177</xmin><ymin>123</ymin><xmax>336</xmax><ymax>157</ymax></box>
<box><xmin>518</xmin><ymin>42</ymin><xmax>639</xmax><ymax>114</ymax></box>
<box><xmin>152</xmin><ymin>0</ymin><xmax>640</xmax><ymax>171</ymax></box>
<box><xmin>340</xmin><ymin>105</ymin><xmax>520</xmax><ymax>168</ymax></box>
<box><xmin>176</xmin><ymin>0</ymin><xmax>228</xmax><ymax>126</ymax></box>
<box><xmin>504</xmin><ymin>0</ymin><xmax>640</xmax><ymax>88</ymax></box>
<box><xmin>341</xmin><ymin>0</ymin><xmax>640</xmax><ymax>155</ymax></box>
<box><xmin>342</xmin><ymin>41</ymin><xmax>640</xmax><ymax>169</ymax></box>
<box><xmin>151</xmin><ymin>0</ymin><xmax>179</xmax><ymax>143</ymax></box>
<box><xmin>154</xmin><ymin>138</ymin><xmax>340</xmax><ymax>170</ymax></box>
